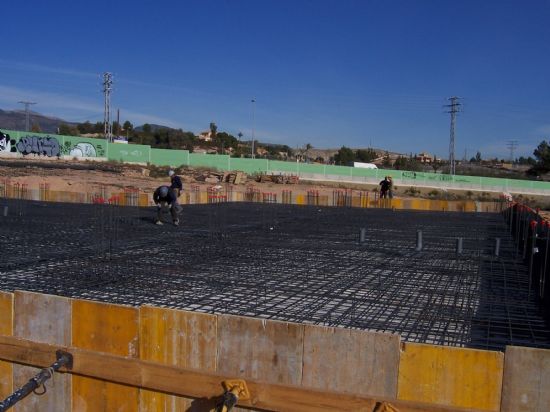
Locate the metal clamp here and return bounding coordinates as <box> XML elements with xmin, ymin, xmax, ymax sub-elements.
<box><xmin>216</xmin><ymin>379</ymin><xmax>250</xmax><ymax>412</ymax></box>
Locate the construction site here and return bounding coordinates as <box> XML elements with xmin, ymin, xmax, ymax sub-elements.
<box><xmin>0</xmin><ymin>170</ymin><xmax>549</xmax><ymax>411</ymax></box>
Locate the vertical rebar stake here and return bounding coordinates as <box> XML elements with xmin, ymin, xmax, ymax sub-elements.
<box><xmin>456</xmin><ymin>237</ymin><xmax>463</xmax><ymax>255</ymax></box>
<box><xmin>416</xmin><ymin>230</ymin><xmax>423</xmax><ymax>251</ymax></box>
<box><xmin>360</xmin><ymin>228</ymin><xmax>366</xmax><ymax>243</ymax></box>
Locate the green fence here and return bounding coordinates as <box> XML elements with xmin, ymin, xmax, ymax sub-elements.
<box><xmin>2</xmin><ymin>128</ymin><xmax>550</xmax><ymax>192</ymax></box>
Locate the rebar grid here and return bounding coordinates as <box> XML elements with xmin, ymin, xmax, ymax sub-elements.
<box><xmin>0</xmin><ymin>198</ymin><xmax>548</xmax><ymax>351</ymax></box>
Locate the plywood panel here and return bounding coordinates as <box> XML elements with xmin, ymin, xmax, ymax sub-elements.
<box><xmin>501</xmin><ymin>346</ymin><xmax>550</xmax><ymax>412</ymax></box>
<box><xmin>13</xmin><ymin>291</ymin><xmax>71</xmax><ymax>412</ymax></box>
<box><xmin>139</xmin><ymin>306</ymin><xmax>218</xmax><ymax>412</ymax></box>
<box><xmin>217</xmin><ymin>315</ymin><xmax>304</xmax><ymax>384</ymax></box>
<box><xmin>397</xmin><ymin>342</ymin><xmax>503</xmax><ymax>411</ymax></box>
<box><xmin>72</xmin><ymin>299</ymin><xmax>139</xmax><ymax>412</ymax></box>
<box><xmin>0</xmin><ymin>291</ymin><xmax>13</xmax><ymax>399</ymax></box>
<box><xmin>302</xmin><ymin>326</ymin><xmax>400</xmax><ymax>398</ymax></box>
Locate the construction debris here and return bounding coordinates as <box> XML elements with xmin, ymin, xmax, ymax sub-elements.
<box><xmin>255</xmin><ymin>173</ymin><xmax>299</xmax><ymax>184</ymax></box>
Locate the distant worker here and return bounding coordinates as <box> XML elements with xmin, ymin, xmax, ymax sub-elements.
<box><xmin>387</xmin><ymin>176</ymin><xmax>394</xmax><ymax>199</ymax></box>
<box><xmin>153</xmin><ymin>185</ymin><xmax>179</xmax><ymax>226</ymax></box>
<box><xmin>379</xmin><ymin>176</ymin><xmax>390</xmax><ymax>199</ymax></box>
<box><xmin>168</xmin><ymin>170</ymin><xmax>183</xmax><ymax>214</ymax></box>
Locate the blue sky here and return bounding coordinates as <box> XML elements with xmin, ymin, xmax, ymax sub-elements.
<box><xmin>1</xmin><ymin>0</ymin><xmax>549</xmax><ymax>159</ymax></box>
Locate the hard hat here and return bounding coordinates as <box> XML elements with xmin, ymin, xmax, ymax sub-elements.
<box><xmin>168</xmin><ymin>170</ymin><xmax>175</xmax><ymax>177</ymax></box>
<box><xmin>159</xmin><ymin>186</ymin><xmax>169</xmax><ymax>197</ymax></box>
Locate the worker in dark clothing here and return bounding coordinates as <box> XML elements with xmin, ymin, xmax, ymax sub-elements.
<box><xmin>153</xmin><ymin>185</ymin><xmax>179</xmax><ymax>226</ymax></box>
<box><xmin>379</xmin><ymin>177</ymin><xmax>390</xmax><ymax>199</ymax></box>
<box><xmin>168</xmin><ymin>170</ymin><xmax>183</xmax><ymax>214</ymax></box>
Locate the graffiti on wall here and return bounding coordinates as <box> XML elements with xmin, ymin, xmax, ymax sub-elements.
<box><xmin>10</xmin><ymin>134</ymin><xmax>106</xmax><ymax>158</ymax></box>
<box><xmin>16</xmin><ymin>135</ymin><xmax>61</xmax><ymax>157</ymax></box>
<box><xmin>61</xmin><ymin>141</ymin><xmax>105</xmax><ymax>157</ymax></box>
<box><xmin>0</xmin><ymin>132</ymin><xmax>13</xmax><ymax>153</ymax></box>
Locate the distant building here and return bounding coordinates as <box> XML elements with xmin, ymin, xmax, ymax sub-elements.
<box><xmin>416</xmin><ymin>152</ymin><xmax>433</xmax><ymax>163</ymax></box>
<box><xmin>198</xmin><ymin>131</ymin><xmax>213</xmax><ymax>142</ymax></box>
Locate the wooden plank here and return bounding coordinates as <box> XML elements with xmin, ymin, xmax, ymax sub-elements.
<box><xmin>0</xmin><ymin>291</ymin><xmax>13</xmax><ymax>400</ymax></box>
<box><xmin>217</xmin><ymin>315</ymin><xmax>304</xmax><ymax>412</ymax></box>
<box><xmin>501</xmin><ymin>345</ymin><xmax>550</xmax><ymax>412</ymax></box>
<box><xmin>0</xmin><ymin>335</ymin><xmax>486</xmax><ymax>412</ymax></box>
<box><xmin>397</xmin><ymin>342</ymin><xmax>503</xmax><ymax>411</ymax></box>
<box><xmin>216</xmin><ymin>315</ymin><xmax>304</xmax><ymax>385</ymax></box>
<box><xmin>13</xmin><ymin>291</ymin><xmax>71</xmax><ymax>412</ymax></box>
<box><xmin>139</xmin><ymin>306</ymin><xmax>217</xmax><ymax>412</ymax></box>
<box><xmin>72</xmin><ymin>299</ymin><xmax>139</xmax><ymax>412</ymax></box>
<box><xmin>302</xmin><ymin>326</ymin><xmax>400</xmax><ymax>398</ymax></box>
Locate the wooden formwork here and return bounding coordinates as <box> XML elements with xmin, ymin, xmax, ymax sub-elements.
<box><xmin>1</xmin><ymin>291</ymin><xmax>547</xmax><ymax>411</ymax></box>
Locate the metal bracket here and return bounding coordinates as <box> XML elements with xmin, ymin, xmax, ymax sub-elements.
<box><xmin>55</xmin><ymin>350</ymin><xmax>73</xmax><ymax>370</ymax></box>
<box><xmin>222</xmin><ymin>379</ymin><xmax>250</xmax><ymax>401</ymax></box>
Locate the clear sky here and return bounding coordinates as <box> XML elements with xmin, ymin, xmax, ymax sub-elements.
<box><xmin>1</xmin><ymin>0</ymin><xmax>549</xmax><ymax>159</ymax></box>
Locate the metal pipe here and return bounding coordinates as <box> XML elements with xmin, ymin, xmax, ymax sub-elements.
<box><xmin>456</xmin><ymin>237</ymin><xmax>463</xmax><ymax>255</ymax></box>
<box><xmin>0</xmin><ymin>350</ymin><xmax>72</xmax><ymax>411</ymax></box>
<box><xmin>359</xmin><ymin>228</ymin><xmax>366</xmax><ymax>243</ymax></box>
<box><xmin>494</xmin><ymin>237</ymin><xmax>501</xmax><ymax>257</ymax></box>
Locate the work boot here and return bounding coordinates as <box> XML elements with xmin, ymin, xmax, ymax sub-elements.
<box><xmin>155</xmin><ymin>220</ymin><xmax>163</xmax><ymax>225</ymax></box>
<box><xmin>173</xmin><ymin>219</ymin><xmax>180</xmax><ymax>226</ymax></box>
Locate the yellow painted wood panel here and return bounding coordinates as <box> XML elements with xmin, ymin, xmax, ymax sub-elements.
<box><xmin>397</xmin><ymin>342</ymin><xmax>503</xmax><ymax>411</ymax></box>
<box><xmin>501</xmin><ymin>346</ymin><xmax>550</xmax><ymax>412</ymax></box>
<box><xmin>0</xmin><ymin>291</ymin><xmax>13</xmax><ymax>399</ymax></box>
<box><xmin>302</xmin><ymin>326</ymin><xmax>400</xmax><ymax>398</ymax></box>
<box><xmin>139</xmin><ymin>306</ymin><xmax>218</xmax><ymax>412</ymax></box>
<box><xmin>72</xmin><ymin>299</ymin><xmax>139</xmax><ymax>412</ymax></box>
<box><xmin>295</xmin><ymin>194</ymin><xmax>305</xmax><ymax>205</ymax></box>
<box><xmin>13</xmin><ymin>291</ymin><xmax>72</xmax><ymax>412</ymax></box>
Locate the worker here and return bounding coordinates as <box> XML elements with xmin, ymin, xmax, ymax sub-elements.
<box><xmin>379</xmin><ymin>176</ymin><xmax>390</xmax><ymax>199</ymax></box>
<box><xmin>387</xmin><ymin>176</ymin><xmax>394</xmax><ymax>199</ymax></box>
<box><xmin>169</xmin><ymin>170</ymin><xmax>183</xmax><ymax>214</ymax></box>
<box><xmin>153</xmin><ymin>185</ymin><xmax>179</xmax><ymax>226</ymax></box>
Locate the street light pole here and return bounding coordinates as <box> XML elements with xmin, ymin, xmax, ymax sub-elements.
<box><xmin>251</xmin><ymin>98</ymin><xmax>256</xmax><ymax>159</ymax></box>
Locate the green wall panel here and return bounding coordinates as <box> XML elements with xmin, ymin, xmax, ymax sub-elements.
<box><xmin>107</xmin><ymin>142</ymin><xmax>151</xmax><ymax>163</ymax></box>
<box><xmin>3</xmin><ymin>128</ymin><xmax>550</xmax><ymax>192</ymax></box>
<box><xmin>150</xmin><ymin>148</ymin><xmax>189</xmax><ymax>167</ymax></box>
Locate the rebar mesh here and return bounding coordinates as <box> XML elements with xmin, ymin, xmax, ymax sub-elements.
<box><xmin>0</xmin><ymin>198</ymin><xmax>548</xmax><ymax>351</ymax></box>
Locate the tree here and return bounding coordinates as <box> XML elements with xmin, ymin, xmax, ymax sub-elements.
<box><xmin>77</xmin><ymin>121</ymin><xmax>94</xmax><ymax>134</ymax></box>
<box><xmin>475</xmin><ymin>151</ymin><xmax>482</xmax><ymax>163</ymax></box>
<box><xmin>58</xmin><ymin>123</ymin><xmax>79</xmax><ymax>136</ymax></box>
<box><xmin>356</xmin><ymin>148</ymin><xmax>377</xmax><ymax>163</ymax></box>
<box><xmin>533</xmin><ymin>140</ymin><xmax>550</xmax><ymax>169</ymax></box>
<box><xmin>334</xmin><ymin>146</ymin><xmax>355</xmax><ymax>166</ymax></box>
<box><xmin>382</xmin><ymin>151</ymin><xmax>392</xmax><ymax>167</ymax></box>
<box><xmin>209</xmin><ymin>122</ymin><xmax>217</xmax><ymax>138</ymax></box>
<box><xmin>393</xmin><ymin>156</ymin><xmax>407</xmax><ymax>170</ymax></box>
<box><xmin>123</xmin><ymin>121</ymin><xmax>133</xmax><ymax>132</ymax></box>
<box><xmin>31</xmin><ymin>122</ymin><xmax>41</xmax><ymax>133</ymax></box>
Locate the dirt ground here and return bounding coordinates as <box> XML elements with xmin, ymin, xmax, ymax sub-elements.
<box><xmin>1</xmin><ymin>157</ymin><xmax>549</xmax><ymax>207</ymax></box>
<box><xmin>0</xmin><ymin>157</ymin><xmax>354</xmax><ymax>198</ymax></box>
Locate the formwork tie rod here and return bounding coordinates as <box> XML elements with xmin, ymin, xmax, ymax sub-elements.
<box><xmin>0</xmin><ymin>350</ymin><xmax>73</xmax><ymax>412</ymax></box>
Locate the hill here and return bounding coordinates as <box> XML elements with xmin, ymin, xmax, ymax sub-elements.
<box><xmin>0</xmin><ymin>109</ymin><xmax>77</xmax><ymax>134</ymax></box>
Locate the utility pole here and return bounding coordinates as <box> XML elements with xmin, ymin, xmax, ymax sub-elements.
<box><xmin>506</xmin><ymin>140</ymin><xmax>518</xmax><ymax>163</ymax></box>
<box><xmin>445</xmin><ymin>96</ymin><xmax>462</xmax><ymax>175</ymax></box>
<box><xmin>251</xmin><ymin>98</ymin><xmax>256</xmax><ymax>159</ymax></box>
<box><xmin>18</xmin><ymin>101</ymin><xmax>36</xmax><ymax>132</ymax></box>
<box><xmin>103</xmin><ymin>72</ymin><xmax>113</xmax><ymax>142</ymax></box>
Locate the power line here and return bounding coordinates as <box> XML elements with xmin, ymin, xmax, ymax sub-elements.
<box><xmin>444</xmin><ymin>96</ymin><xmax>462</xmax><ymax>175</ymax></box>
<box><xmin>506</xmin><ymin>140</ymin><xmax>519</xmax><ymax>162</ymax></box>
<box><xmin>18</xmin><ymin>101</ymin><xmax>37</xmax><ymax>132</ymax></box>
<box><xmin>251</xmin><ymin>98</ymin><xmax>256</xmax><ymax>159</ymax></box>
<box><xmin>103</xmin><ymin>72</ymin><xmax>113</xmax><ymax>142</ymax></box>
